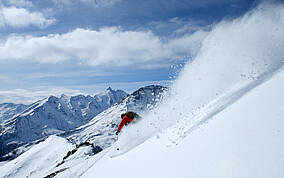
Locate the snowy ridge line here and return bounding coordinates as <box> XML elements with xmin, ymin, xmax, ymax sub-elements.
<box><xmin>168</xmin><ymin>65</ymin><xmax>284</xmax><ymax>144</ymax></box>
<box><xmin>20</xmin><ymin>98</ymin><xmax>48</xmax><ymax>117</ymax></box>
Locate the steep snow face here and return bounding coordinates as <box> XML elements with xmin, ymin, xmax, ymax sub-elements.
<box><xmin>0</xmin><ymin>88</ymin><xmax>127</xmax><ymax>161</ymax></box>
<box><xmin>82</xmin><ymin>68</ymin><xmax>284</xmax><ymax>178</ymax></box>
<box><xmin>0</xmin><ymin>103</ymin><xmax>27</xmax><ymax>123</ymax></box>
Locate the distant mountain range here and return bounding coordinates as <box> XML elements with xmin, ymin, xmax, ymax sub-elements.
<box><xmin>0</xmin><ymin>87</ymin><xmax>127</xmax><ymax>161</ymax></box>
<box><xmin>0</xmin><ymin>85</ymin><xmax>167</xmax><ymax>161</ymax></box>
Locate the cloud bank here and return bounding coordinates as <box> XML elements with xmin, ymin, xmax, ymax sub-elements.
<box><xmin>0</xmin><ymin>27</ymin><xmax>208</xmax><ymax>68</ymax></box>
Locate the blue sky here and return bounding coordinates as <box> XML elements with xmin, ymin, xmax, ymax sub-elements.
<box><xmin>0</xmin><ymin>0</ymin><xmax>266</xmax><ymax>103</ymax></box>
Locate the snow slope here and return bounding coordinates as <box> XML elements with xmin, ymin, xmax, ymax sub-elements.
<box><xmin>82</xmin><ymin>68</ymin><xmax>284</xmax><ymax>178</ymax></box>
<box><xmin>0</xmin><ymin>135</ymin><xmax>73</xmax><ymax>178</ymax></box>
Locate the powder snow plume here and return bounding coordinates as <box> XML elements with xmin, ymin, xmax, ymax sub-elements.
<box><xmin>112</xmin><ymin>2</ymin><xmax>284</xmax><ymax>154</ymax></box>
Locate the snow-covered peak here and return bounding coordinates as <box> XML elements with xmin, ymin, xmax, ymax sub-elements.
<box><xmin>106</xmin><ymin>86</ymin><xmax>113</xmax><ymax>92</ymax></box>
<box><xmin>60</xmin><ymin>94</ymin><xmax>70</xmax><ymax>100</ymax></box>
<box><xmin>125</xmin><ymin>85</ymin><xmax>167</xmax><ymax>112</ymax></box>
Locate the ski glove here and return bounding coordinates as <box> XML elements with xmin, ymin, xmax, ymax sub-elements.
<box><xmin>115</xmin><ymin>131</ymin><xmax>120</xmax><ymax>135</ymax></box>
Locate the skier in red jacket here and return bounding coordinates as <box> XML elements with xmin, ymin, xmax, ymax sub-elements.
<box><xmin>116</xmin><ymin>111</ymin><xmax>140</xmax><ymax>135</ymax></box>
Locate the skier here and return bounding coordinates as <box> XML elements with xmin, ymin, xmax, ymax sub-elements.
<box><xmin>115</xmin><ymin>111</ymin><xmax>141</xmax><ymax>135</ymax></box>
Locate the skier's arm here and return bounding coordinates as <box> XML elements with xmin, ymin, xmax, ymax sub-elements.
<box><xmin>117</xmin><ymin>118</ymin><xmax>127</xmax><ymax>133</ymax></box>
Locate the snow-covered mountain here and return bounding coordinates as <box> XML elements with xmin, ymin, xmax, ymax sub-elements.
<box><xmin>0</xmin><ymin>87</ymin><xmax>127</xmax><ymax>161</ymax></box>
<box><xmin>0</xmin><ymin>103</ymin><xmax>28</xmax><ymax>123</ymax></box>
<box><xmin>0</xmin><ymin>85</ymin><xmax>167</xmax><ymax>162</ymax></box>
<box><xmin>0</xmin><ymin>85</ymin><xmax>168</xmax><ymax>177</ymax></box>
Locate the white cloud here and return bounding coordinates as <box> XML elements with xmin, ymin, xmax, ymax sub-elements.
<box><xmin>0</xmin><ymin>27</ymin><xmax>208</xmax><ymax>68</ymax></box>
<box><xmin>0</xmin><ymin>6</ymin><xmax>56</xmax><ymax>28</ymax></box>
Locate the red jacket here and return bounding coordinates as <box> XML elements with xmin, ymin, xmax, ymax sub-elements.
<box><xmin>117</xmin><ymin>115</ymin><xmax>133</xmax><ymax>132</ymax></box>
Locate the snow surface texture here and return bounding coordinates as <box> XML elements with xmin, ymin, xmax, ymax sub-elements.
<box><xmin>0</xmin><ymin>87</ymin><xmax>127</xmax><ymax>161</ymax></box>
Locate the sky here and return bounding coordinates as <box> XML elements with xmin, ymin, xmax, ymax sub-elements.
<box><xmin>0</xmin><ymin>0</ymin><xmax>267</xmax><ymax>103</ymax></box>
